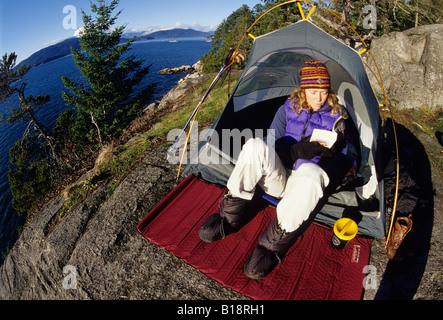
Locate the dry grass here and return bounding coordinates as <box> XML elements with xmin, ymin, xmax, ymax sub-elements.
<box><xmin>95</xmin><ymin>143</ymin><xmax>115</xmax><ymax>168</ymax></box>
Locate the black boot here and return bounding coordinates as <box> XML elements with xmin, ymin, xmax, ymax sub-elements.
<box><xmin>244</xmin><ymin>218</ymin><xmax>299</xmax><ymax>280</ymax></box>
<box><xmin>199</xmin><ymin>191</ymin><xmax>256</xmax><ymax>243</ymax></box>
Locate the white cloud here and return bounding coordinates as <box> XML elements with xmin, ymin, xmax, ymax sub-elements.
<box><xmin>174</xmin><ymin>22</ymin><xmax>216</xmax><ymax>32</ymax></box>
<box><xmin>73</xmin><ymin>27</ymin><xmax>84</xmax><ymax>37</ymax></box>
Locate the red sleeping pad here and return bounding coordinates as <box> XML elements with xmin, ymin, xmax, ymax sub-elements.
<box><xmin>137</xmin><ymin>174</ymin><xmax>372</xmax><ymax>300</ymax></box>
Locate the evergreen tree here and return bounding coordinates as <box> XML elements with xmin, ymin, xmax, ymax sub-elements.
<box><xmin>1</xmin><ymin>53</ymin><xmax>56</xmax><ymax>215</ymax></box>
<box><xmin>202</xmin><ymin>5</ymin><xmax>255</xmax><ymax>73</ymax></box>
<box><xmin>0</xmin><ymin>53</ymin><xmax>57</xmax><ymax>159</ymax></box>
<box><xmin>313</xmin><ymin>0</ymin><xmax>442</xmax><ymax>38</ymax></box>
<box><xmin>207</xmin><ymin>0</ymin><xmax>443</xmax><ymax>57</ymax></box>
<box><xmin>62</xmin><ymin>0</ymin><xmax>155</xmax><ymax>147</ymax></box>
<box><xmin>8</xmin><ymin>135</ymin><xmax>51</xmax><ymax>215</ymax></box>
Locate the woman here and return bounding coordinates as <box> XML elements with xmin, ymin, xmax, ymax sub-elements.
<box><xmin>199</xmin><ymin>61</ymin><xmax>352</xmax><ymax>279</ymax></box>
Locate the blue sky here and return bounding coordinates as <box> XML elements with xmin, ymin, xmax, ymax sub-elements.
<box><xmin>0</xmin><ymin>0</ymin><xmax>261</xmax><ymax>63</ymax></box>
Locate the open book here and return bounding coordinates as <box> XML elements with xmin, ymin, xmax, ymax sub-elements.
<box><xmin>310</xmin><ymin>129</ymin><xmax>337</xmax><ymax>148</ymax></box>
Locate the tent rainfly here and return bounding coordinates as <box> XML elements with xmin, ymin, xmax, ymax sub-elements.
<box><xmin>181</xmin><ymin>19</ymin><xmax>385</xmax><ymax>239</ymax></box>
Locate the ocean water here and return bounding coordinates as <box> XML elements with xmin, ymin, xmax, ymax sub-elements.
<box><xmin>0</xmin><ymin>38</ymin><xmax>211</xmax><ymax>259</ymax></box>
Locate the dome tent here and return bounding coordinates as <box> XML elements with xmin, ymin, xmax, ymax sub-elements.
<box><xmin>181</xmin><ymin>19</ymin><xmax>385</xmax><ymax>239</ymax></box>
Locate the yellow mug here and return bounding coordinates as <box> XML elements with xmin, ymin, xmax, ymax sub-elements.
<box><xmin>332</xmin><ymin>218</ymin><xmax>358</xmax><ymax>249</ymax></box>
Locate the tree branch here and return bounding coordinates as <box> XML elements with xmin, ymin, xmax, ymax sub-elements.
<box><xmin>90</xmin><ymin>112</ymin><xmax>104</xmax><ymax>148</ymax></box>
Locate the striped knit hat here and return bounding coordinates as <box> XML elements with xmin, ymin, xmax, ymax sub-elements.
<box><xmin>300</xmin><ymin>61</ymin><xmax>331</xmax><ymax>89</ymax></box>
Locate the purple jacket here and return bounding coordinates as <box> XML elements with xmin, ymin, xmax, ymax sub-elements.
<box><xmin>270</xmin><ymin>99</ymin><xmax>342</xmax><ymax>170</ymax></box>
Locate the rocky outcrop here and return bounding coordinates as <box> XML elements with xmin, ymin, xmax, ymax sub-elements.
<box><xmin>0</xmin><ymin>70</ymin><xmax>244</xmax><ymax>300</ymax></box>
<box><xmin>147</xmin><ymin>73</ymin><xmax>212</xmax><ymax>113</ymax></box>
<box><xmin>158</xmin><ymin>65</ymin><xmax>194</xmax><ymax>74</ymax></box>
<box><xmin>0</xmin><ymin>144</ymin><xmax>244</xmax><ymax>300</ymax></box>
<box><xmin>365</xmin><ymin>24</ymin><xmax>443</xmax><ymax>109</ymax></box>
<box><xmin>144</xmin><ymin>60</ymin><xmax>209</xmax><ymax>113</ymax></box>
<box><xmin>158</xmin><ymin>60</ymin><xmax>203</xmax><ymax>74</ymax></box>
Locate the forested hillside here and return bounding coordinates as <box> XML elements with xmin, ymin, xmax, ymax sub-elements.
<box><xmin>202</xmin><ymin>0</ymin><xmax>443</xmax><ymax>73</ymax></box>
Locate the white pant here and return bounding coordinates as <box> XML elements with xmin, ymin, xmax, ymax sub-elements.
<box><xmin>227</xmin><ymin>138</ymin><xmax>330</xmax><ymax>232</ymax></box>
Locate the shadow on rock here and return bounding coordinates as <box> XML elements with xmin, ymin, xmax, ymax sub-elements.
<box><xmin>374</xmin><ymin>120</ymin><xmax>434</xmax><ymax>300</ymax></box>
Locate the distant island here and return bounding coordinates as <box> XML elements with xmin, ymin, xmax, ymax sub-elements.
<box><xmin>18</xmin><ymin>28</ymin><xmax>214</xmax><ymax>68</ymax></box>
<box><xmin>134</xmin><ymin>28</ymin><xmax>213</xmax><ymax>41</ymax></box>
